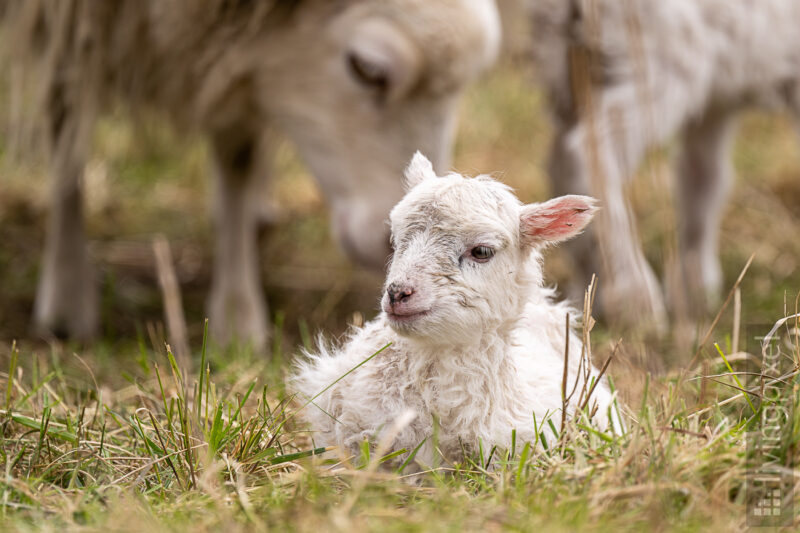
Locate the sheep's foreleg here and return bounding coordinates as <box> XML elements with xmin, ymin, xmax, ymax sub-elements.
<box><xmin>673</xmin><ymin>108</ymin><xmax>736</xmax><ymax>316</ymax></box>
<box><xmin>33</xmin><ymin>78</ymin><xmax>98</xmax><ymax>340</ymax></box>
<box><xmin>207</xmin><ymin>125</ymin><xmax>270</xmax><ymax>349</ymax></box>
<box><xmin>550</xmin><ymin>101</ymin><xmax>669</xmax><ymax>330</ymax></box>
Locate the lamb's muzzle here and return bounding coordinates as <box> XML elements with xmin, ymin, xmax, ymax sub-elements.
<box><xmin>386</xmin><ymin>283</ymin><xmax>415</xmax><ymax>305</ymax></box>
<box><xmin>383</xmin><ymin>282</ymin><xmax>427</xmax><ymax>327</ymax></box>
<box><xmin>291</xmin><ymin>152</ymin><xmax>623</xmax><ymax>468</ymax></box>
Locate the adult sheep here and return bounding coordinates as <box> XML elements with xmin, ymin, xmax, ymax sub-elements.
<box><xmin>528</xmin><ymin>0</ymin><xmax>800</xmax><ymax>328</ymax></box>
<box><xmin>1</xmin><ymin>0</ymin><xmax>500</xmax><ymax>347</ymax></box>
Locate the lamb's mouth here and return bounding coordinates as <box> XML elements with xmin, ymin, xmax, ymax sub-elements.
<box><xmin>386</xmin><ymin>309</ymin><xmax>431</xmax><ymax>326</ymax></box>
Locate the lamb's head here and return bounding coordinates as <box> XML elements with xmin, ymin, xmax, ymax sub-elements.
<box><xmin>382</xmin><ymin>152</ymin><xmax>597</xmax><ymax>344</ymax></box>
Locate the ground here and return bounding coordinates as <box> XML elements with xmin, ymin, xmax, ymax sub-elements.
<box><xmin>0</xmin><ymin>60</ymin><xmax>798</xmax><ymax>531</ymax></box>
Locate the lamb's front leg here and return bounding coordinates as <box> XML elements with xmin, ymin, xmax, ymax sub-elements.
<box><xmin>207</xmin><ymin>126</ymin><xmax>270</xmax><ymax>349</ymax></box>
<box><xmin>673</xmin><ymin>108</ymin><xmax>736</xmax><ymax>315</ymax></box>
<box><xmin>33</xmin><ymin>82</ymin><xmax>98</xmax><ymax>340</ymax></box>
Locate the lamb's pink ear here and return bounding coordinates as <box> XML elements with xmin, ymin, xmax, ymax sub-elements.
<box><xmin>519</xmin><ymin>195</ymin><xmax>598</xmax><ymax>246</ymax></box>
<box><xmin>404</xmin><ymin>151</ymin><xmax>436</xmax><ymax>190</ymax></box>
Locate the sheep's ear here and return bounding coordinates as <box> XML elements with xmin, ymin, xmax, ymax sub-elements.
<box><xmin>404</xmin><ymin>151</ymin><xmax>436</xmax><ymax>190</ymax></box>
<box><xmin>519</xmin><ymin>195</ymin><xmax>598</xmax><ymax>246</ymax></box>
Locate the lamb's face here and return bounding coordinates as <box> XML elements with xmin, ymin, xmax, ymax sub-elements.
<box><xmin>381</xmin><ymin>153</ymin><xmax>598</xmax><ymax>344</ymax></box>
<box><xmin>383</xmin><ymin>175</ymin><xmax>526</xmax><ymax>343</ymax></box>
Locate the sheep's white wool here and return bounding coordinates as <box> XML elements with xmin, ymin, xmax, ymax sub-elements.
<box><xmin>528</xmin><ymin>0</ymin><xmax>800</xmax><ymax>326</ymax></box>
<box><xmin>4</xmin><ymin>0</ymin><xmax>501</xmax><ymax>346</ymax></box>
<box><xmin>291</xmin><ymin>154</ymin><xmax>622</xmax><ymax>467</ymax></box>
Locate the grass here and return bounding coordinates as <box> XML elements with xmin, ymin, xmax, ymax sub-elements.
<box><xmin>0</xmin><ymin>305</ymin><xmax>796</xmax><ymax>531</ymax></box>
<box><xmin>0</xmin><ymin>62</ymin><xmax>799</xmax><ymax>530</ymax></box>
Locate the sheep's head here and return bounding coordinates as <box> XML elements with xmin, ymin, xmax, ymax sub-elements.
<box><xmin>249</xmin><ymin>0</ymin><xmax>500</xmax><ymax>271</ymax></box>
<box><xmin>381</xmin><ymin>152</ymin><xmax>597</xmax><ymax>344</ymax></box>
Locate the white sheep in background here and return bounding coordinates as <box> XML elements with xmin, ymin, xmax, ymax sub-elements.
<box><xmin>528</xmin><ymin>0</ymin><xmax>800</xmax><ymax>327</ymax></box>
<box><xmin>3</xmin><ymin>0</ymin><xmax>500</xmax><ymax>347</ymax></box>
<box><xmin>291</xmin><ymin>152</ymin><xmax>622</xmax><ymax>467</ymax></box>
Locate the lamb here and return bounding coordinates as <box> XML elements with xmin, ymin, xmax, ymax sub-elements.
<box><xmin>528</xmin><ymin>0</ymin><xmax>800</xmax><ymax>327</ymax></box>
<box><xmin>291</xmin><ymin>152</ymin><xmax>622</xmax><ymax>467</ymax></box>
<box><xmin>1</xmin><ymin>0</ymin><xmax>500</xmax><ymax>347</ymax></box>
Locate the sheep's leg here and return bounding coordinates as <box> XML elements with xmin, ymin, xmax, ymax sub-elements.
<box><xmin>207</xmin><ymin>126</ymin><xmax>270</xmax><ymax>349</ymax></box>
<box><xmin>550</xmin><ymin>113</ymin><xmax>667</xmax><ymax>330</ymax></box>
<box><xmin>253</xmin><ymin>151</ymin><xmax>283</xmax><ymax>231</ymax></box>
<box><xmin>790</xmin><ymin>84</ymin><xmax>800</xmax><ymax>145</ymax></box>
<box><xmin>673</xmin><ymin>108</ymin><xmax>736</xmax><ymax>315</ymax></box>
<box><xmin>548</xmin><ymin>123</ymin><xmax>597</xmax><ymax>304</ymax></box>
<box><xmin>33</xmin><ymin>81</ymin><xmax>98</xmax><ymax>340</ymax></box>
<box><xmin>585</xmin><ymin>119</ymin><xmax>666</xmax><ymax>330</ymax></box>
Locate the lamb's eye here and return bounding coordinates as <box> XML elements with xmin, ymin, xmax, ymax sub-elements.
<box><xmin>470</xmin><ymin>245</ymin><xmax>495</xmax><ymax>262</ymax></box>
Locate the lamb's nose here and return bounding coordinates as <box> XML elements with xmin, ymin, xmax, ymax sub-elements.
<box><xmin>387</xmin><ymin>283</ymin><xmax>415</xmax><ymax>305</ymax></box>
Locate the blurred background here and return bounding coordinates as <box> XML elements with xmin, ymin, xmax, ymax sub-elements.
<box><xmin>0</xmin><ymin>1</ymin><xmax>798</xmax><ymax>372</ymax></box>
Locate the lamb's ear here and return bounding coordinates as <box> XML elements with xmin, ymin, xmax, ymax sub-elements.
<box><xmin>519</xmin><ymin>195</ymin><xmax>598</xmax><ymax>246</ymax></box>
<box><xmin>404</xmin><ymin>151</ymin><xmax>436</xmax><ymax>190</ymax></box>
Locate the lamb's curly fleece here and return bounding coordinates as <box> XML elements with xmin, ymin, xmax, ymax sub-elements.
<box><xmin>291</xmin><ymin>155</ymin><xmax>623</xmax><ymax>467</ymax></box>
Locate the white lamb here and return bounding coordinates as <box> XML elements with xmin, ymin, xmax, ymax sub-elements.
<box><xmin>291</xmin><ymin>152</ymin><xmax>622</xmax><ymax>467</ymax></box>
